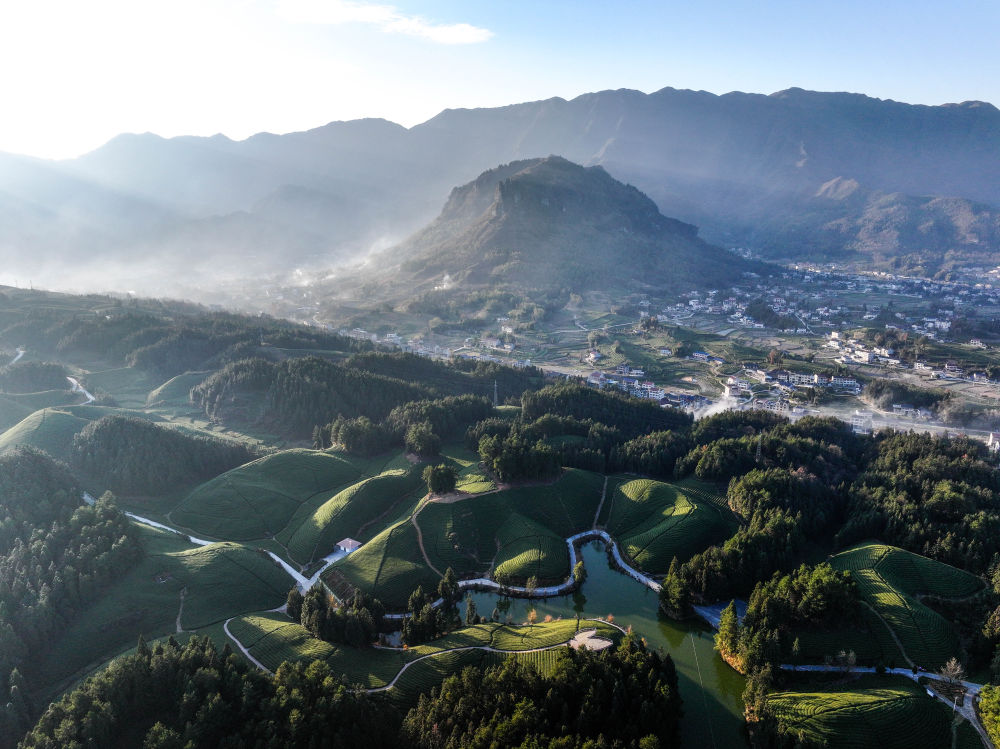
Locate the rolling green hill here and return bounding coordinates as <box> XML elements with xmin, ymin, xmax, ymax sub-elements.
<box><xmin>416</xmin><ymin>469</ymin><xmax>604</xmax><ymax>584</ymax></box>
<box><xmin>0</xmin><ymin>408</ymin><xmax>92</xmax><ymax>461</ymax></box>
<box><xmin>323</xmin><ymin>519</ymin><xmax>441</xmax><ymax>609</ymax></box>
<box><xmin>29</xmin><ymin>524</ymin><xmax>289</xmax><ymax>703</ymax></box>
<box><xmin>767</xmin><ymin>675</ymin><xmax>954</xmax><ymax>749</ymax></box>
<box><xmin>604</xmin><ymin>477</ymin><xmax>731</xmax><ymax>574</ymax></box>
<box><xmin>171</xmin><ymin>448</ymin><xmax>375</xmax><ymax>540</ymax></box>
<box><xmin>281</xmin><ymin>467</ymin><xmax>426</xmax><ymax>565</ymax></box>
<box><xmin>829</xmin><ymin>542</ymin><xmax>985</xmax><ymax>669</ymax></box>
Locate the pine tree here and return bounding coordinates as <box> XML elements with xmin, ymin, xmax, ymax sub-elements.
<box><xmin>465</xmin><ymin>595</ymin><xmax>478</xmax><ymax>626</ymax></box>
<box><xmin>715</xmin><ymin>600</ymin><xmax>739</xmax><ymax>659</ymax></box>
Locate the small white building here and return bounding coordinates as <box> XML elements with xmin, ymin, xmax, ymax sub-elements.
<box><xmin>337</xmin><ymin>538</ymin><xmax>362</xmax><ymax>553</ymax></box>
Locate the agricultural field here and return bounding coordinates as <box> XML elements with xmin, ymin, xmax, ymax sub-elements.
<box><xmin>28</xmin><ymin>524</ymin><xmax>289</xmax><ymax>703</ymax></box>
<box><xmin>0</xmin><ymin>394</ymin><xmax>33</xmax><ymax>432</ymax></box>
<box><xmin>171</xmin><ymin>448</ymin><xmax>377</xmax><ymax>540</ymax></box>
<box><xmin>830</xmin><ymin>542</ymin><xmax>985</xmax><ymax>669</ymax></box>
<box><xmin>229</xmin><ymin>613</ymin><xmax>618</xmax><ymax>697</ymax></box>
<box><xmin>145</xmin><ymin>371</ymin><xmax>212</xmax><ymax>411</ymax></box>
<box><xmin>416</xmin><ymin>469</ymin><xmax>604</xmax><ymax>584</ymax></box>
<box><xmin>1</xmin><ymin>388</ymin><xmax>79</xmax><ymax>410</ymax></box>
<box><xmin>791</xmin><ymin>605</ymin><xmax>906</xmax><ymax>666</ymax></box>
<box><xmin>444</xmin><ymin>445</ymin><xmax>496</xmax><ymax>494</ymax></box>
<box><xmin>0</xmin><ymin>407</ymin><xmax>93</xmax><ymax>462</ymax></box>
<box><xmin>767</xmin><ymin>674</ymin><xmax>954</xmax><ymax>749</ymax></box>
<box><xmin>324</xmin><ymin>519</ymin><xmax>441</xmax><ymax>609</ymax></box>
<box><xmin>280</xmin><ymin>467</ymin><xmax>426</xmax><ymax>565</ymax></box>
<box><xmin>81</xmin><ymin>366</ymin><xmax>157</xmax><ymax>407</ymax></box>
<box><xmin>604</xmin><ymin>477</ymin><xmax>731</xmax><ymax>574</ymax></box>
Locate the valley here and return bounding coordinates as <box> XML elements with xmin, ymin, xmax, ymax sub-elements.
<box><xmin>2</xmin><ymin>285</ymin><xmax>998</xmax><ymax>747</ymax></box>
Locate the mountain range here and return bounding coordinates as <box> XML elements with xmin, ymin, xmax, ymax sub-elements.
<box><xmin>2</xmin><ymin>86</ymin><xmax>999</xmax><ymax>295</ymax></box>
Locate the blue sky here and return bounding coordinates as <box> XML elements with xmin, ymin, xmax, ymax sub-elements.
<box><xmin>2</xmin><ymin>0</ymin><xmax>997</xmax><ymax>159</ymax></box>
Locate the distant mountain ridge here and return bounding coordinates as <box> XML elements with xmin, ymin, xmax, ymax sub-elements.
<box><xmin>1</xmin><ymin>85</ymin><xmax>999</xmax><ymax>293</ymax></box>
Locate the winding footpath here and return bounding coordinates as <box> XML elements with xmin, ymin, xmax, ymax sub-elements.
<box><xmin>366</xmin><ymin>626</ymin><xmax>618</xmax><ymax>693</ymax></box>
<box><xmin>223</xmin><ymin>617</ymin><xmax>273</xmax><ymax>674</ymax></box>
<box><xmin>66</xmin><ymin>376</ymin><xmax>95</xmax><ymax>404</ymax></box>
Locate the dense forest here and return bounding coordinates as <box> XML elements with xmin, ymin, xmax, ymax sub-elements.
<box><xmin>71</xmin><ymin>416</ymin><xmax>257</xmax><ymax>495</ymax></box>
<box><xmin>650</xmin><ymin>410</ymin><xmax>1000</xmax><ymax>746</ymax></box>
<box><xmin>403</xmin><ymin>635</ymin><xmax>682</xmax><ymax>748</ymax></box>
<box><xmin>197</xmin><ymin>352</ymin><xmax>542</xmax><ymax>440</ymax></box>
<box><xmin>0</xmin><ymin>449</ymin><xmax>141</xmax><ymax>745</ymax></box>
<box><xmin>0</xmin><ymin>298</ymin><xmax>372</xmax><ymax>380</ymax></box>
<box><xmin>21</xmin><ymin>634</ymin><xmax>680</xmax><ymax>749</ymax></box>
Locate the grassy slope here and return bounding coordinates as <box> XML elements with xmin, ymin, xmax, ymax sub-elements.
<box><xmin>0</xmin><ymin>408</ymin><xmax>92</xmax><ymax>461</ymax></box>
<box><xmin>604</xmin><ymin>477</ymin><xmax>731</xmax><ymax>574</ymax></box>
<box><xmin>829</xmin><ymin>542</ymin><xmax>984</xmax><ymax>669</ymax></box>
<box><xmin>171</xmin><ymin>449</ymin><xmax>376</xmax><ymax>540</ymax></box>
<box><xmin>0</xmin><ymin>394</ymin><xmax>33</xmax><ymax>433</ymax></box>
<box><xmin>324</xmin><ymin>520</ymin><xmax>440</xmax><ymax>609</ymax></box>
<box><xmin>145</xmin><ymin>371</ymin><xmax>211</xmax><ymax>410</ymax></box>
<box><xmin>229</xmin><ymin>613</ymin><xmax>619</xmax><ymax>696</ymax></box>
<box><xmin>767</xmin><ymin>674</ymin><xmax>953</xmax><ymax>749</ymax></box>
<box><xmin>418</xmin><ymin>469</ymin><xmax>604</xmax><ymax>585</ymax></box>
<box><xmin>281</xmin><ymin>467</ymin><xmax>426</xmax><ymax>565</ymax></box>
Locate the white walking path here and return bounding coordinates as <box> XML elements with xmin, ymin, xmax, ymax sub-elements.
<box><xmin>83</xmin><ymin>493</ymin><xmax>351</xmax><ymax>592</ymax></box>
<box><xmin>66</xmin><ymin>376</ymin><xmax>95</xmax><ymax>404</ymax></box>
<box><xmin>83</xmin><ymin>484</ymin><xmax>663</xmax><ymax>619</ymax></box>
<box><xmin>366</xmin><ymin>626</ymin><xmax>618</xmax><ymax>693</ymax></box>
<box><xmin>384</xmin><ymin>529</ymin><xmax>661</xmax><ymax>621</ymax></box>
<box><xmin>223</xmin><ymin>617</ymin><xmax>273</xmax><ymax>674</ymax></box>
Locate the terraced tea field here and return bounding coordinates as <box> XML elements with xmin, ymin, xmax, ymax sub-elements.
<box><xmin>324</xmin><ymin>519</ymin><xmax>441</xmax><ymax>607</ymax></box>
<box><xmin>229</xmin><ymin>613</ymin><xmax>616</xmax><ymax>695</ymax></box>
<box><xmin>0</xmin><ymin>407</ymin><xmax>93</xmax><ymax>461</ymax></box>
<box><xmin>768</xmin><ymin>675</ymin><xmax>953</xmax><ymax>749</ymax></box>
<box><xmin>31</xmin><ymin>525</ymin><xmax>289</xmax><ymax>702</ymax></box>
<box><xmin>171</xmin><ymin>449</ymin><xmax>375</xmax><ymax>540</ymax></box>
<box><xmin>830</xmin><ymin>542</ymin><xmax>985</xmax><ymax>669</ymax></box>
<box><xmin>415</xmin><ymin>469</ymin><xmax>604</xmax><ymax>583</ymax></box>
<box><xmin>604</xmin><ymin>477</ymin><xmax>731</xmax><ymax>574</ymax></box>
<box><xmin>280</xmin><ymin>467</ymin><xmax>425</xmax><ymax>565</ymax></box>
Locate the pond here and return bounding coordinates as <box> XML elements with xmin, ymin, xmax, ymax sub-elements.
<box><xmin>469</xmin><ymin>542</ymin><xmax>748</xmax><ymax>749</ymax></box>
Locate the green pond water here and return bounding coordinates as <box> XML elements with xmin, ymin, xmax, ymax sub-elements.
<box><xmin>470</xmin><ymin>542</ymin><xmax>748</xmax><ymax>749</ymax></box>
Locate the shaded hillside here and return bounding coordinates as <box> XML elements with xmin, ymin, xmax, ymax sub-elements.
<box><xmin>361</xmin><ymin>157</ymin><xmax>752</xmax><ymax>297</ymax></box>
<box><xmin>752</xmin><ymin>177</ymin><xmax>1000</xmax><ymax>275</ymax></box>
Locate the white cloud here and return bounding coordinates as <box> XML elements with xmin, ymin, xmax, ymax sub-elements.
<box><xmin>277</xmin><ymin>0</ymin><xmax>493</xmax><ymax>44</ymax></box>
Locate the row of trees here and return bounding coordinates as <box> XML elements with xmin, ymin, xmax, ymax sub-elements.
<box><xmin>401</xmin><ymin>569</ymin><xmax>462</xmax><ymax>646</ymax></box>
<box><xmin>314</xmin><ymin>395</ymin><xmax>495</xmax><ymax>458</ymax></box>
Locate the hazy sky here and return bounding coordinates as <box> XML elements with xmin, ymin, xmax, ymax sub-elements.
<box><xmin>3</xmin><ymin>0</ymin><xmax>997</xmax><ymax>159</ymax></box>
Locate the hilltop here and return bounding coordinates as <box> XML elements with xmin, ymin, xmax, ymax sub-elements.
<box><xmin>348</xmin><ymin>156</ymin><xmax>754</xmax><ymax>299</ymax></box>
